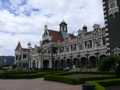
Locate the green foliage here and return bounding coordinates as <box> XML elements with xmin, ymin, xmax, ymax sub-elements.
<box><xmin>98</xmin><ymin>56</ymin><xmax>120</xmax><ymax>72</ymax></box>
<box><xmin>87</xmin><ymin>81</ymin><xmax>105</xmax><ymax>90</ymax></box>
<box><xmin>88</xmin><ymin>78</ymin><xmax>120</xmax><ymax>90</ymax></box>
<box><xmin>0</xmin><ymin>72</ymin><xmax>47</xmax><ymax>79</ymax></box>
<box><xmin>96</xmin><ymin>78</ymin><xmax>120</xmax><ymax>87</ymax></box>
<box><xmin>45</xmin><ymin>75</ymin><xmax>79</xmax><ymax>84</ymax></box>
<box><xmin>0</xmin><ymin>69</ymin><xmax>64</xmax><ymax>79</ymax></box>
<box><xmin>57</xmin><ymin>71</ymin><xmax>115</xmax><ymax>76</ymax></box>
<box><xmin>44</xmin><ymin>74</ymin><xmax>116</xmax><ymax>85</ymax></box>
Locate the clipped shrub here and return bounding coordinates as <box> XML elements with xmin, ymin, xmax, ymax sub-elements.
<box><xmin>87</xmin><ymin>81</ymin><xmax>105</xmax><ymax>90</ymax></box>
<box><xmin>44</xmin><ymin>75</ymin><xmax>78</xmax><ymax>84</ymax></box>
<box><xmin>0</xmin><ymin>72</ymin><xmax>48</xmax><ymax>79</ymax></box>
<box><xmin>96</xmin><ymin>79</ymin><xmax>120</xmax><ymax>87</ymax></box>
<box><xmin>44</xmin><ymin>74</ymin><xmax>116</xmax><ymax>85</ymax></box>
<box><xmin>98</xmin><ymin>56</ymin><xmax>120</xmax><ymax>72</ymax></box>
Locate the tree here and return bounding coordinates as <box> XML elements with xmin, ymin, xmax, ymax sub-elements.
<box><xmin>98</xmin><ymin>56</ymin><xmax>120</xmax><ymax>72</ymax></box>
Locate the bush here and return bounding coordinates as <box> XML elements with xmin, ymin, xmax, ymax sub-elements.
<box><xmin>87</xmin><ymin>81</ymin><xmax>105</xmax><ymax>90</ymax></box>
<box><xmin>58</xmin><ymin>71</ymin><xmax>116</xmax><ymax>76</ymax></box>
<box><xmin>44</xmin><ymin>75</ymin><xmax>79</xmax><ymax>84</ymax></box>
<box><xmin>0</xmin><ymin>72</ymin><xmax>48</xmax><ymax>79</ymax></box>
<box><xmin>96</xmin><ymin>79</ymin><xmax>120</xmax><ymax>87</ymax></box>
<box><xmin>44</xmin><ymin>74</ymin><xmax>116</xmax><ymax>85</ymax></box>
<box><xmin>98</xmin><ymin>56</ymin><xmax>120</xmax><ymax>72</ymax></box>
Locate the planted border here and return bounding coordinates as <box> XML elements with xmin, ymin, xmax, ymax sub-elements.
<box><xmin>96</xmin><ymin>79</ymin><xmax>120</xmax><ymax>87</ymax></box>
<box><xmin>44</xmin><ymin>74</ymin><xmax>116</xmax><ymax>85</ymax></box>
<box><xmin>87</xmin><ymin>81</ymin><xmax>105</xmax><ymax>90</ymax></box>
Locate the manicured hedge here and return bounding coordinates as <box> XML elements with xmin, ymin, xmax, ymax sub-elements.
<box><xmin>0</xmin><ymin>72</ymin><xmax>47</xmax><ymax>79</ymax></box>
<box><xmin>96</xmin><ymin>79</ymin><xmax>120</xmax><ymax>87</ymax></box>
<box><xmin>1</xmin><ymin>69</ymin><xmax>64</xmax><ymax>75</ymax></box>
<box><xmin>44</xmin><ymin>75</ymin><xmax>78</xmax><ymax>84</ymax></box>
<box><xmin>87</xmin><ymin>81</ymin><xmax>105</xmax><ymax>90</ymax></box>
<box><xmin>44</xmin><ymin>75</ymin><xmax>116</xmax><ymax>85</ymax></box>
<box><xmin>57</xmin><ymin>71</ymin><xmax>116</xmax><ymax>76</ymax></box>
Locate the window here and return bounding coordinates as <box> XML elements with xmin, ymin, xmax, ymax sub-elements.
<box><xmin>79</xmin><ymin>44</ymin><xmax>83</xmax><ymax>50</ymax></box>
<box><xmin>71</xmin><ymin>44</ymin><xmax>77</xmax><ymax>51</ymax></box>
<box><xmin>85</xmin><ymin>41</ymin><xmax>87</xmax><ymax>48</ymax></box>
<box><xmin>108</xmin><ymin>0</ymin><xmax>119</xmax><ymax>15</ymax></box>
<box><xmin>23</xmin><ymin>54</ymin><xmax>27</xmax><ymax>59</ymax></box>
<box><xmin>66</xmin><ymin>46</ymin><xmax>69</xmax><ymax>52</ymax></box>
<box><xmin>84</xmin><ymin>40</ymin><xmax>92</xmax><ymax>49</ymax></box>
<box><xmin>109</xmin><ymin>0</ymin><xmax>117</xmax><ymax>9</ymax></box>
<box><xmin>102</xmin><ymin>37</ymin><xmax>106</xmax><ymax>45</ymax></box>
<box><xmin>60</xmin><ymin>47</ymin><xmax>64</xmax><ymax>53</ymax></box>
<box><xmin>88</xmin><ymin>40</ymin><xmax>92</xmax><ymax>48</ymax></box>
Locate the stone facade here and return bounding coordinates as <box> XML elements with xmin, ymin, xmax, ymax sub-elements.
<box><xmin>103</xmin><ymin>0</ymin><xmax>120</xmax><ymax>55</ymax></box>
<box><xmin>15</xmin><ymin>21</ymin><xmax>109</xmax><ymax>70</ymax></box>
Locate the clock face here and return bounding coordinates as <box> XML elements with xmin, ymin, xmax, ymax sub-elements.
<box><xmin>108</xmin><ymin>0</ymin><xmax>119</xmax><ymax>15</ymax></box>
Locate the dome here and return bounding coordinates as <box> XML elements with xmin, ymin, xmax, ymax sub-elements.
<box><xmin>60</xmin><ymin>20</ymin><xmax>67</xmax><ymax>25</ymax></box>
<box><xmin>83</xmin><ymin>25</ymin><xmax>87</xmax><ymax>30</ymax></box>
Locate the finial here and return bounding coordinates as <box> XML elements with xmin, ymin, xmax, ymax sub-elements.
<box><xmin>44</xmin><ymin>25</ymin><xmax>48</xmax><ymax>30</ymax></box>
<box><xmin>28</xmin><ymin>42</ymin><xmax>31</xmax><ymax>48</ymax></box>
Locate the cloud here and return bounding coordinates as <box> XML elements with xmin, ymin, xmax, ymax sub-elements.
<box><xmin>0</xmin><ymin>0</ymin><xmax>104</xmax><ymax>56</ymax></box>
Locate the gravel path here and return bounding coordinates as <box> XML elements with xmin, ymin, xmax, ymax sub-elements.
<box><xmin>0</xmin><ymin>79</ymin><xmax>81</xmax><ymax>90</ymax></box>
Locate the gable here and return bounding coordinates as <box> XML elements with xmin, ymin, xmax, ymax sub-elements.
<box><xmin>15</xmin><ymin>42</ymin><xmax>22</xmax><ymax>51</ymax></box>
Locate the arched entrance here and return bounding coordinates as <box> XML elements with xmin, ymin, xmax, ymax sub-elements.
<box><xmin>99</xmin><ymin>55</ymin><xmax>107</xmax><ymax>65</ymax></box>
<box><xmin>54</xmin><ymin>60</ymin><xmax>60</xmax><ymax>69</ymax></box>
<box><xmin>67</xmin><ymin>59</ymin><xmax>72</xmax><ymax>69</ymax></box>
<box><xmin>80</xmin><ymin>57</ymin><xmax>87</xmax><ymax>67</ymax></box>
<box><xmin>89</xmin><ymin>56</ymin><xmax>97</xmax><ymax>68</ymax></box>
<box><xmin>43</xmin><ymin>60</ymin><xmax>49</xmax><ymax>69</ymax></box>
<box><xmin>100</xmin><ymin>55</ymin><xmax>106</xmax><ymax>60</ymax></box>
<box><xmin>32</xmin><ymin>60</ymin><xmax>36</xmax><ymax>69</ymax></box>
<box><xmin>73</xmin><ymin>58</ymin><xmax>79</xmax><ymax>67</ymax></box>
<box><xmin>61</xmin><ymin>60</ymin><xmax>66</xmax><ymax>69</ymax></box>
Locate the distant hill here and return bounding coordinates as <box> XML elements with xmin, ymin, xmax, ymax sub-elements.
<box><xmin>0</xmin><ymin>56</ymin><xmax>15</xmax><ymax>66</ymax></box>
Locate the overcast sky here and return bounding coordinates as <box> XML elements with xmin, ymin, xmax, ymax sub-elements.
<box><xmin>0</xmin><ymin>0</ymin><xmax>104</xmax><ymax>56</ymax></box>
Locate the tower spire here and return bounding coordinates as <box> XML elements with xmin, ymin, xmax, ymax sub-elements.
<box><xmin>44</xmin><ymin>25</ymin><xmax>48</xmax><ymax>31</ymax></box>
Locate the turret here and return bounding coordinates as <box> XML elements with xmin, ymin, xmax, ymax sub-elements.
<box><xmin>82</xmin><ymin>25</ymin><xmax>88</xmax><ymax>33</ymax></box>
<box><xmin>59</xmin><ymin>20</ymin><xmax>68</xmax><ymax>33</ymax></box>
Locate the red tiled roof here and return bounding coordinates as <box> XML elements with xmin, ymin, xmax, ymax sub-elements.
<box><xmin>48</xmin><ymin>30</ymin><xmax>64</xmax><ymax>42</ymax></box>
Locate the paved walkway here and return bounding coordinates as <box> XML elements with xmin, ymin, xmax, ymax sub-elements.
<box><xmin>0</xmin><ymin>79</ymin><xmax>81</xmax><ymax>90</ymax></box>
<box><xmin>107</xmin><ymin>86</ymin><xmax>120</xmax><ymax>90</ymax></box>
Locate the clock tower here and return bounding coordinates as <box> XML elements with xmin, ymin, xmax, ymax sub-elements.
<box><xmin>103</xmin><ymin>0</ymin><xmax>120</xmax><ymax>55</ymax></box>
